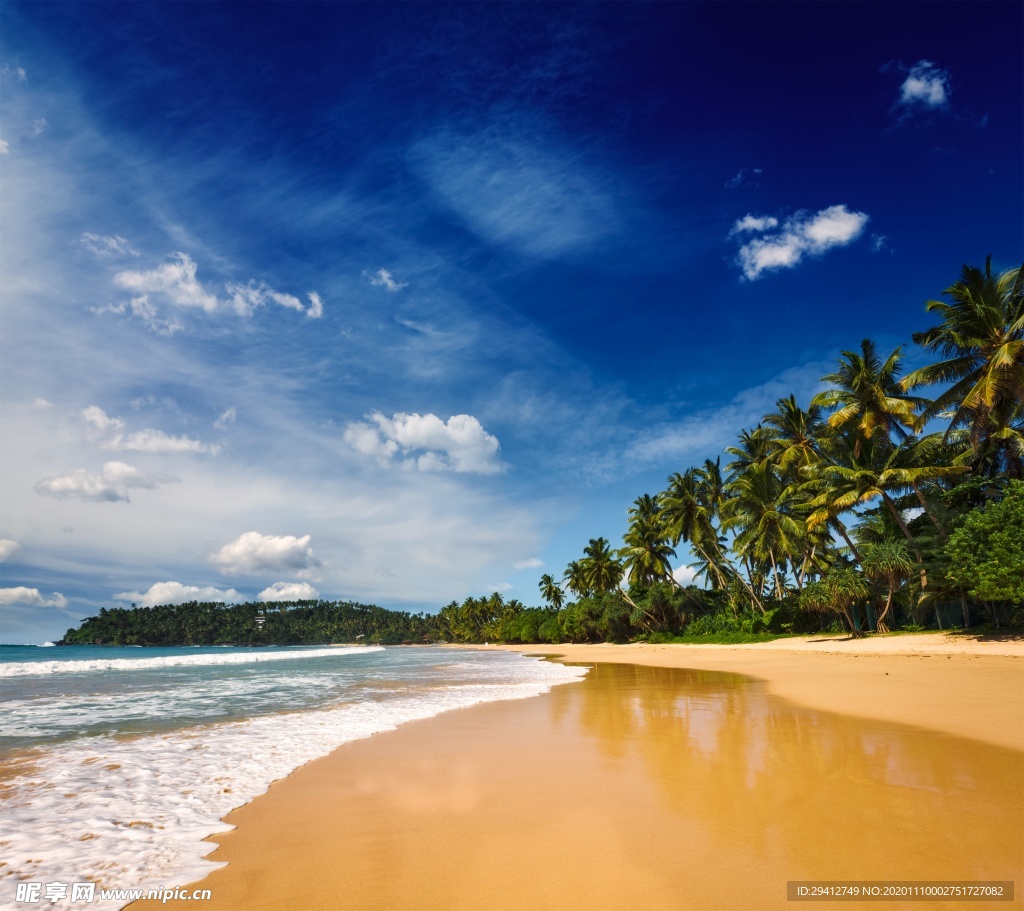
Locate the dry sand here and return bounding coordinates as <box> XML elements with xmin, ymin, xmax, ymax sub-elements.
<box><xmin>131</xmin><ymin>633</ymin><xmax>1023</xmax><ymax>911</ymax></box>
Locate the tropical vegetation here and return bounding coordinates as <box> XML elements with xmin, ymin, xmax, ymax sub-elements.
<box><xmin>60</xmin><ymin>258</ymin><xmax>1023</xmax><ymax>648</ymax></box>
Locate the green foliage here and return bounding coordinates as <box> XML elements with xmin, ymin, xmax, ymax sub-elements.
<box><xmin>946</xmin><ymin>481</ymin><xmax>1024</xmax><ymax>602</ymax></box>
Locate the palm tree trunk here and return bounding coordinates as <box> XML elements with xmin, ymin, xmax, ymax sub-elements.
<box><xmin>911</xmin><ymin>480</ymin><xmax>948</xmax><ymax>539</ymax></box>
<box><xmin>769</xmin><ymin>549</ymin><xmax>784</xmax><ymax>600</ymax></box>
<box><xmin>740</xmin><ymin>556</ymin><xmax>766</xmax><ymax>615</ymax></box>
<box><xmin>830</xmin><ymin>517</ymin><xmax>862</xmax><ymax>563</ymax></box>
<box><xmin>876</xmin><ymin>583</ymin><xmax>894</xmax><ymax>633</ymax></box>
<box><xmin>880</xmin><ymin>492</ymin><xmax>927</xmax><ymax>590</ymax></box>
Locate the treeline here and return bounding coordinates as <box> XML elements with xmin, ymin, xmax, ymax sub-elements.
<box><xmin>539</xmin><ymin>257</ymin><xmax>1024</xmax><ymax>638</ymax></box>
<box><xmin>61</xmin><ymin>600</ymin><xmax>437</xmax><ymax>646</ymax></box>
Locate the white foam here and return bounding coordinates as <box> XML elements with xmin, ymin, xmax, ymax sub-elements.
<box><xmin>0</xmin><ymin>646</ymin><xmax>384</xmax><ymax>678</ymax></box>
<box><xmin>1</xmin><ymin>653</ymin><xmax>586</xmax><ymax>911</ymax></box>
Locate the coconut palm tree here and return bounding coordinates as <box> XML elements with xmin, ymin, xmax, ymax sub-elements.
<box><xmin>659</xmin><ymin>469</ymin><xmax>731</xmax><ymax>591</ymax></box>
<box><xmin>801</xmin><ymin>567</ymin><xmax>870</xmax><ymax>638</ymax></box>
<box><xmin>813</xmin><ymin>339</ymin><xmax>926</xmax><ymax>455</ymax></box>
<box><xmin>763</xmin><ymin>395</ymin><xmax>825</xmax><ymax>474</ymax></box>
<box><xmin>902</xmin><ymin>258</ymin><xmax>1023</xmax><ymax>474</ymax></box>
<box><xmin>538</xmin><ymin>574</ymin><xmax>564</xmax><ymax>610</ymax></box>
<box><xmin>619</xmin><ymin>512</ymin><xmax>677</xmax><ymax>588</ymax></box>
<box><xmin>581</xmin><ymin>537</ymin><xmax>625</xmax><ymax>594</ymax></box>
<box><xmin>563</xmin><ymin>560</ymin><xmax>589</xmax><ymax>599</ymax></box>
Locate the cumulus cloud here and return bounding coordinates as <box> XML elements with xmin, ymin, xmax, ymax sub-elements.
<box><xmin>258</xmin><ymin>581</ymin><xmax>320</xmax><ymax>602</ymax></box>
<box><xmin>80</xmin><ymin>233</ymin><xmax>139</xmax><ymax>259</ymax></box>
<box><xmin>343</xmin><ymin>411</ymin><xmax>504</xmax><ymax>474</ymax></box>
<box><xmin>0</xmin><ymin>587</ymin><xmax>68</xmax><ymax>609</ymax></box>
<box><xmin>0</xmin><ymin>539</ymin><xmax>23</xmax><ymax>562</ymax></box>
<box><xmin>672</xmin><ymin>565</ymin><xmax>699</xmax><ymax>587</ymax></box>
<box><xmin>210</xmin><ymin>531</ymin><xmax>320</xmax><ymax>576</ymax></box>
<box><xmin>731</xmin><ymin>205</ymin><xmax>869</xmax><ymax>280</ymax></box>
<box><xmin>82</xmin><ymin>405</ymin><xmax>219</xmax><ymax>454</ymax></box>
<box><xmin>367</xmin><ymin>268</ymin><xmax>407</xmax><ymax>292</ymax></box>
<box><xmin>114</xmin><ymin>581</ymin><xmax>242</xmax><ymax>606</ymax></box>
<box><xmin>899</xmin><ymin>61</ymin><xmax>950</xmax><ymax>109</ymax></box>
<box><xmin>34</xmin><ymin>461</ymin><xmax>177</xmax><ymax>503</ymax></box>
<box><xmin>513</xmin><ymin>557</ymin><xmax>544</xmax><ymax>570</ymax></box>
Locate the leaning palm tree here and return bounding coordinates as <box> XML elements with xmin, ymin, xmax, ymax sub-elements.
<box><xmin>813</xmin><ymin>339</ymin><xmax>926</xmax><ymax>455</ymax></box>
<box><xmin>538</xmin><ymin>574</ymin><xmax>564</xmax><ymax>611</ymax></box>
<box><xmin>901</xmin><ymin>258</ymin><xmax>1023</xmax><ymax>474</ymax></box>
<box><xmin>659</xmin><ymin>469</ymin><xmax>731</xmax><ymax>591</ymax></box>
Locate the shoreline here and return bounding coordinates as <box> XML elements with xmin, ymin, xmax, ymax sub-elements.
<box><xmin>130</xmin><ymin>634</ymin><xmax>1024</xmax><ymax>910</ymax></box>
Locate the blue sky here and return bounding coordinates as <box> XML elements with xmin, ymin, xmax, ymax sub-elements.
<box><xmin>1</xmin><ymin>2</ymin><xmax>1021</xmax><ymax>643</ymax></box>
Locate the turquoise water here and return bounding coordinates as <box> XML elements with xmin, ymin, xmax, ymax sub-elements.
<box><xmin>0</xmin><ymin>644</ymin><xmax>586</xmax><ymax>910</ymax></box>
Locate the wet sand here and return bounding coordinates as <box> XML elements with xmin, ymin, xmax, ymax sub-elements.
<box><xmin>133</xmin><ymin>638</ymin><xmax>1023</xmax><ymax>911</ymax></box>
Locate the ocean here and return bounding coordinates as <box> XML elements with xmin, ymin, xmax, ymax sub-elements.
<box><xmin>0</xmin><ymin>644</ymin><xmax>586</xmax><ymax>910</ymax></box>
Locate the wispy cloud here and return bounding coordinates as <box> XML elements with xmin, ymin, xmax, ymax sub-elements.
<box><xmin>367</xmin><ymin>268</ymin><xmax>407</xmax><ymax>292</ymax></box>
<box><xmin>79</xmin><ymin>232</ymin><xmax>139</xmax><ymax>259</ymax></box>
<box><xmin>0</xmin><ymin>587</ymin><xmax>68</xmax><ymax>609</ymax></box>
<box><xmin>34</xmin><ymin>460</ymin><xmax>178</xmax><ymax>503</ymax></box>
<box><xmin>410</xmin><ymin>128</ymin><xmax>617</xmax><ymax>258</ymax></box>
<box><xmin>82</xmin><ymin>405</ymin><xmax>219</xmax><ymax>455</ymax></box>
<box><xmin>209</xmin><ymin>531</ymin><xmax>320</xmax><ymax>576</ymax></box>
<box><xmin>725</xmin><ymin>167</ymin><xmax>762</xmax><ymax>189</ymax></box>
<box><xmin>899</xmin><ymin>61</ymin><xmax>950</xmax><ymax>109</ymax></box>
<box><xmin>114</xmin><ymin>581</ymin><xmax>242</xmax><ymax>606</ymax></box>
<box><xmin>513</xmin><ymin>557</ymin><xmax>543</xmax><ymax>570</ymax></box>
<box><xmin>214</xmin><ymin>407</ymin><xmax>237</xmax><ymax>429</ymax></box>
<box><xmin>114</xmin><ymin>252</ymin><xmax>219</xmax><ymax>313</ymax></box>
<box><xmin>344</xmin><ymin>411</ymin><xmax>505</xmax><ymax>474</ymax></box>
<box><xmin>731</xmin><ymin>205</ymin><xmax>869</xmax><ymax>280</ymax></box>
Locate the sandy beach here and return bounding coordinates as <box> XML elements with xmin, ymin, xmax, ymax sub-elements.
<box><xmin>131</xmin><ymin>633</ymin><xmax>1023</xmax><ymax>911</ymax></box>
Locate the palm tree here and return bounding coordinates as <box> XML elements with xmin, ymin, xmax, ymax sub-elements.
<box><xmin>538</xmin><ymin>574</ymin><xmax>564</xmax><ymax>611</ymax></box>
<box><xmin>619</xmin><ymin>512</ymin><xmax>677</xmax><ymax>588</ymax></box>
<box><xmin>801</xmin><ymin>567</ymin><xmax>870</xmax><ymax>638</ymax></box>
<box><xmin>861</xmin><ymin>539</ymin><xmax>916</xmax><ymax>633</ymax></box>
<box><xmin>902</xmin><ymin>258</ymin><xmax>1023</xmax><ymax>475</ymax></box>
<box><xmin>813</xmin><ymin>339</ymin><xmax>926</xmax><ymax>455</ymax></box>
<box><xmin>763</xmin><ymin>395</ymin><xmax>825</xmax><ymax>474</ymax></box>
<box><xmin>659</xmin><ymin>469</ymin><xmax>731</xmax><ymax>591</ymax></box>
<box><xmin>581</xmin><ymin>537</ymin><xmax>625</xmax><ymax>594</ymax></box>
<box><xmin>563</xmin><ymin>560</ymin><xmax>589</xmax><ymax>599</ymax></box>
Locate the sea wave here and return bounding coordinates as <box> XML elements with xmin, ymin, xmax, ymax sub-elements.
<box><xmin>0</xmin><ymin>645</ymin><xmax>385</xmax><ymax>677</ymax></box>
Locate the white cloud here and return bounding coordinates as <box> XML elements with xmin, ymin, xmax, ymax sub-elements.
<box><xmin>871</xmin><ymin>234</ymin><xmax>888</xmax><ymax>253</ymax></box>
<box><xmin>732</xmin><ymin>205</ymin><xmax>869</xmax><ymax>280</ymax></box>
<box><xmin>258</xmin><ymin>581</ymin><xmax>320</xmax><ymax>602</ymax></box>
<box><xmin>410</xmin><ymin>130</ymin><xmax>617</xmax><ymax>258</ymax></box>
<box><xmin>33</xmin><ymin>398</ymin><xmax>53</xmax><ymax>409</ymax></box>
<box><xmin>0</xmin><ymin>587</ymin><xmax>68</xmax><ymax>609</ymax></box>
<box><xmin>1</xmin><ymin>63</ymin><xmax>27</xmax><ymax>82</ymax></box>
<box><xmin>306</xmin><ymin>291</ymin><xmax>324</xmax><ymax>319</ymax></box>
<box><xmin>0</xmin><ymin>539</ymin><xmax>23</xmax><ymax>562</ymax></box>
<box><xmin>82</xmin><ymin>405</ymin><xmax>219</xmax><ymax>454</ymax></box>
<box><xmin>900</xmin><ymin>61</ymin><xmax>950</xmax><ymax>108</ymax></box>
<box><xmin>34</xmin><ymin>461</ymin><xmax>177</xmax><ymax>503</ymax></box>
<box><xmin>114</xmin><ymin>581</ymin><xmax>242</xmax><ymax>606</ymax></box>
<box><xmin>730</xmin><ymin>214</ymin><xmax>778</xmax><ymax>234</ymax></box>
<box><xmin>513</xmin><ymin>557</ymin><xmax>544</xmax><ymax>570</ymax></box>
<box><xmin>0</xmin><ymin>139</ymin><xmax>8</xmax><ymax>155</ymax></box>
<box><xmin>114</xmin><ymin>253</ymin><xmax>219</xmax><ymax>314</ymax></box>
<box><xmin>343</xmin><ymin>411</ymin><xmax>505</xmax><ymax>474</ymax></box>
<box><xmin>32</xmin><ymin>118</ymin><xmax>47</xmax><ymax>135</ymax></box>
<box><xmin>80</xmin><ymin>232</ymin><xmax>139</xmax><ymax>259</ymax></box>
<box><xmin>214</xmin><ymin>407</ymin><xmax>237</xmax><ymax>429</ymax></box>
<box><xmin>725</xmin><ymin>168</ymin><xmax>762</xmax><ymax>189</ymax></box>
<box><xmin>225</xmin><ymin>279</ymin><xmax>303</xmax><ymax>317</ymax></box>
<box><xmin>672</xmin><ymin>565</ymin><xmax>699</xmax><ymax>587</ymax></box>
<box><xmin>367</xmin><ymin>268</ymin><xmax>407</xmax><ymax>292</ymax></box>
<box><xmin>210</xmin><ymin>531</ymin><xmax>320</xmax><ymax>576</ymax></box>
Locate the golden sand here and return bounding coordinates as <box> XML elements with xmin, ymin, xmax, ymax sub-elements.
<box><xmin>131</xmin><ymin>635</ymin><xmax>1023</xmax><ymax>911</ymax></box>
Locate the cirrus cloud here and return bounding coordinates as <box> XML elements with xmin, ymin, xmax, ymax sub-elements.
<box><xmin>343</xmin><ymin>411</ymin><xmax>505</xmax><ymax>474</ymax></box>
<box><xmin>113</xmin><ymin>581</ymin><xmax>243</xmax><ymax>606</ymax></box>
<box><xmin>731</xmin><ymin>205</ymin><xmax>869</xmax><ymax>280</ymax></box>
<box><xmin>210</xmin><ymin>531</ymin><xmax>321</xmax><ymax>576</ymax></box>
